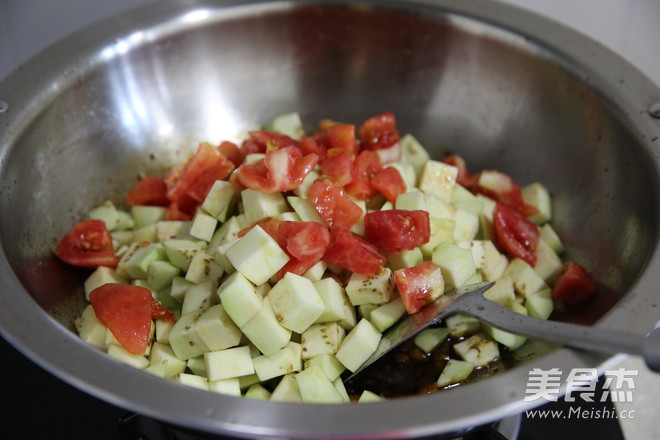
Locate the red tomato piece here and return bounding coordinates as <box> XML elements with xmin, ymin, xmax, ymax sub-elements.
<box><xmin>237</xmin><ymin>146</ymin><xmax>319</xmax><ymax>193</ymax></box>
<box><xmin>186</xmin><ymin>159</ymin><xmax>235</xmax><ymax>203</ymax></box>
<box><xmin>165</xmin><ymin>203</ymin><xmax>193</xmax><ymax>221</ymax></box>
<box><xmin>477</xmin><ymin>170</ymin><xmax>537</xmax><ymax>217</ymax></box>
<box><xmin>165</xmin><ymin>142</ymin><xmax>225</xmax><ymax>209</ymax></box>
<box><xmin>278</xmin><ymin>221</ymin><xmax>330</xmax><ymax>277</ymax></box>
<box><xmin>345</xmin><ymin>150</ymin><xmax>382</xmax><ymax>200</ymax></box>
<box><xmin>493</xmin><ymin>202</ymin><xmax>540</xmax><ymax>266</ymax></box>
<box><xmin>236</xmin><ymin>159</ymin><xmax>270</xmax><ymax>192</ymax></box>
<box><xmin>321</xmin><ymin>148</ymin><xmax>354</xmax><ymax>186</ymax></box>
<box><xmin>364</xmin><ymin>210</ymin><xmax>430</xmax><ymax>254</ymax></box>
<box><xmin>442</xmin><ymin>154</ymin><xmax>480</xmax><ymax>190</ymax></box>
<box><xmin>359</xmin><ymin>111</ymin><xmax>400</xmax><ymax>150</ymax></box>
<box><xmin>280</xmin><ymin>147</ymin><xmax>319</xmax><ymax>190</ymax></box>
<box><xmin>217</xmin><ymin>141</ymin><xmax>243</xmax><ymax>168</ymax></box>
<box><xmin>394</xmin><ymin>261</ymin><xmax>445</xmax><ymax>314</ymax></box>
<box><xmin>299</xmin><ymin>136</ymin><xmax>327</xmax><ymax>162</ymax></box>
<box><xmin>371</xmin><ymin>167</ymin><xmax>407</xmax><ymax>203</ymax></box>
<box><xmin>54</xmin><ymin>219</ymin><xmax>117</xmax><ymax>269</ymax></box>
<box><xmin>551</xmin><ymin>262</ymin><xmax>598</xmax><ymax>304</ymax></box>
<box><xmin>237</xmin><ymin>218</ymin><xmax>282</xmax><ymax>242</ymax></box>
<box><xmin>239</xmin><ymin>139</ymin><xmax>263</xmax><ymax>157</ymax></box>
<box><xmin>308</xmin><ymin>178</ymin><xmax>364</xmax><ymax>230</ymax></box>
<box><xmin>248</xmin><ymin>130</ymin><xmax>299</xmax><ymax>152</ymax></box>
<box><xmin>124</xmin><ymin>176</ymin><xmax>169</xmax><ymax>206</ymax></box>
<box><xmin>323</xmin><ymin>227</ymin><xmax>385</xmax><ymax>276</ymax></box>
<box><xmin>89</xmin><ymin>284</ymin><xmax>153</xmax><ymax>355</ymax></box>
<box><xmin>151</xmin><ymin>298</ymin><xmax>176</xmax><ymax>323</ymax></box>
<box><xmin>326</xmin><ymin>124</ymin><xmax>358</xmax><ymax>153</ymax></box>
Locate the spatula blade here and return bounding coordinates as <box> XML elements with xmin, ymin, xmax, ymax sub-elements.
<box><xmin>345</xmin><ymin>282</ymin><xmax>494</xmax><ymax>382</ymax></box>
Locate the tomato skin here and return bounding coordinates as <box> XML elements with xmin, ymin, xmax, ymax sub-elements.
<box><xmin>493</xmin><ymin>202</ymin><xmax>539</xmax><ymax>266</ymax></box>
<box><xmin>551</xmin><ymin>262</ymin><xmax>598</xmax><ymax>304</ymax></box>
<box><xmin>89</xmin><ymin>284</ymin><xmax>153</xmax><ymax>355</ymax></box>
<box><xmin>248</xmin><ymin>130</ymin><xmax>299</xmax><ymax>152</ymax></box>
<box><xmin>165</xmin><ymin>202</ymin><xmax>193</xmax><ymax>221</ymax></box>
<box><xmin>299</xmin><ymin>136</ymin><xmax>326</xmax><ymax>161</ymax></box>
<box><xmin>477</xmin><ymin>170</ymin><xmax>537</xmax><ymax>217</ymax></box>
<box><xmin>364</xmin><ymin>210</ymin><xmax>430</xmax><ymax>254</ymax></box>
<box><xmin>237</xmin><ymin>218</ymin><xmax>281</xmax><ymax>242</ymax></box>
<box><xmin>371</xmin><ymin>167</ymin><xmax>407</xmax><ymax>203</ymax></box>
<box><xmin>217</xmin><ymin>141</ymin><xmax>243</xmax><ymax>167</ymax></box>
<box><xmin>345</xmin><ymin>150</ymin><xmax>382</xmax><ymax>200</ymax></box>
<box><xmin>442</xmin><ymin>154</ymin><xmax>479</xmax><ymax>190</ymax></box>
<box><xmin>54</xmin><ymin>219</ymin><xmax>118</xmax><ymax>269</ymax></box>
<box><xmin>165</xmin><ymin>142</ymin><xmax>224</xmax><ymax>209</ymax></box>
<box><xmin>236</xmin><ymin>159</ymin><xmax>270</xmax><ymax>192</ymax></box>
<box><xmin>323</xmin><ymin>227</ymin><xmax>385</xmax><ymax>276</ymax></box>
<box><xmin>278</xmin><ymin>221</ymin><xmax>330</xmax><ymax>277</ymax></box>
<box><xmin>326</xmin><ymin>124</ymin><xmax>358</xmax><ymax>153</ymax></box>
<box><xmin>151</xmin><ymin>298</ymin><xmax>176</xmax><ymax>323</ymax></box>
<box><xmin>124</xmin><ymin>176</ymin><xmax>169</xmax><ymax>206</ymax></box>
<box><xmin>321</xmin><ymin>148</ymin><xmax>354</xmax><ymax>186</ymax></box>
<box><xmin>237</xmin><ymin>146</ymin><xmax>319</xmax><ymax>193</ymax></box>
<box><xmin>359</xmin><ymin>111</ymin><xmax>400</xmax><ymax>151</ymax></box>
<box><xmin>308</xmin><ymin>178</ymin><xmax>364</xmax><ymax>230</ymax></box>
<box><xmin>186</xmin><ymin>159</ymin><xmax>235</xmax><ymax>203</ymax></box>
<box><xmin>394</xmin><ymin>261</ymin><xmax>444</xmax><ymax>314</ymax></box>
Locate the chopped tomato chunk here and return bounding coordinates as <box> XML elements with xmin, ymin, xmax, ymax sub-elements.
<box><xmin>89</xmin><ymin>284</ymin><xmax>153</xmax><ymax>355</ymax></box>
<box><xmin>54</xmin><ymin>219</ymin><xmax>117</xmax><ymax>269</ymax></box>
<box><xmin>278</xmin><ymin>221</ymin><xmax>330</xmax><ymax>277</ymax></box>
<box><xmin>551</xmin><ymin>262</ymin><xmax>598</xmax><ymax>304</ymax></box>
<box><xmin>371</xmin><ymin>167</ymin><xmax>407</xmax><ymax>203</ymax></box>
<box><xmin>493</xmin><ymin>202</ymin><xmax>539</xmax><ymax>266</ymax></box>
<box><xmin>326</xmin><ymin>124</ymin><xmax>358</xmax><ymax>153</ymax></box>
<box><xmin>442</xmin><ymin>154</ymin><xmax>479</xmax><ymax>190</ymax></box>
<box><xmin>359</xmin><ymin>111</ymin><xmax>400</xmax><ymax>150</ymax></box>
<box><xmin>186</xmin><ymin>159</ymin><xmax>235</xmax><ymax>203</ymax></box>
<box><xmin>345</xmin><ymin>150</ymin><xmax>382</xmax><ymax>200</ymax></box>
<box><xmin>321</xmin><ymin>148</ymin><xmax>354</xmax><ymax>186</ymax></box>
<box><xmin>323</xmin><ymin>227</ymin><xmax>385</xmax><ymax>276</ymax></box>
<box><xmin>237</xmin><ymin>146</ymin><xmax>318</xmax><ymax>193</ymax></box>
<box><xmin>151</xmin><ymin>298</ymin><xmax>176</xmax><ymax>323</ymax></box>
<box><xmin>394</xmin><ymin>261</ymin><xmax>445</xmax><ymax>314</ymax></box>
<box><xmin>477</xmin><ymin>170</ymin><xmax>537</xmax><ymax>217</ymax></box>
<box><xmin>165</xmin><ymin>202</ymin><xmax>193</xmax><ymax>221</ymax></box>
<box><xmin>217</xmin><ymin>141</ymin><xmax>243</xmax><ymax>167</ymax></box>
<box><xmin>248</xmin><ymin>130</ymin><xmax>299</xmax><ymax>152</ymax></box>
<box><xmin>299</xmin><ymin>136</ymin><xmax>327</xmax><ymax>162</ymax></box>
<box><xmin>364</xmin><ymin>210</ymin><xmax>430</xmax><ymax>254</ymax></box>
<box><xmin>237</xmin><ymin>218</ymin><xmax>281</xmax><ymax>242</ymax></box>
<box><xmin>124</xmin><ymin>176</ymin><xmax>169</xmax><ymax>206</ymax></box>
<box><xmin>308</xmin><ymin>178</ymin><xmax>363</xmax><ymax>230</ymax></box>
<box><xmin>165</xmin><ymin>142</ymin><xmax>225</xmax><ymax>211</ymax></box>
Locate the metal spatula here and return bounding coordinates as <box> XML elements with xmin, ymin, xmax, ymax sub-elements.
<box><xmin>346</xmin><ymin>282</ymin><xmax>660</xmax><ymax>381</ymax></box>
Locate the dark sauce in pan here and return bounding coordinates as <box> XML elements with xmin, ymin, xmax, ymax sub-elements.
<box><xmin>344</xmin><ymin>332</ymin><xmax>515</xmax><ymax>399</ymax></box>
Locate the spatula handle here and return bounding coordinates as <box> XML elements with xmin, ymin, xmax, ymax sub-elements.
<box><xmin>457</xmin><ymin>294</ymin><xmax>660</xmax><ymax>372</ymax></box>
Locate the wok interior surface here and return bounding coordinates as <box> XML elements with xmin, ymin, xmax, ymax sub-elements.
<box><xmin>0</xmin><ymin>1</ymin><xmax>658</xmax><ymax>438</ymax></box>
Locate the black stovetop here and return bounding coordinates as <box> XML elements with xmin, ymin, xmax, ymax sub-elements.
<box><xmin>1</xmin><ymin>336</ymin><xmax>625</xmax><ymax>440</ymax></box>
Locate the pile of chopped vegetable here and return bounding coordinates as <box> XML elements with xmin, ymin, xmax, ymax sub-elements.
<box><xmin>56</xmin><ymin>111</ymin><xmax>597</xmax><ymax>403</ymax></box>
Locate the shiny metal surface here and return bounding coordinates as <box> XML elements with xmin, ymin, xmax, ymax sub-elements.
<box><xmin>0</xmin><ymin>0</ymin><xmax>659</xmax><ymax>438</ymax></box>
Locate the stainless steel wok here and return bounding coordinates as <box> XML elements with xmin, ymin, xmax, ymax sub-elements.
<box><xmin>0</xmin><ymin>0</ymin><xmax>659</xmax><ymax>438</ymax></box>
